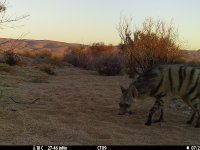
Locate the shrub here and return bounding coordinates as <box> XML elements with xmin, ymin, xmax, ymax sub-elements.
<box><xmin>21</xmin><ymin>50</ymin><xmax>36</xmax><ymax>58</ymax></box>
<box><xmin>88</xmin><ymin>43</ymin><xmax>115</xmax><ymax>56</ymax></box>
<box><xmin>64</xmin><ymin>46</ymin><xmax>91</xmax><ymax>69</ymax></box>
<box><xmin>118</xmin><ymin>17</ymin><xmax>182</xmax><ymax>78</ymax></box>
<box><xmin>0</xmin><ymin>63</ymin><xmax>13</xmax><ymax>73</ymax></box>
<box><xmin>3</xmin><ymin>50</ymin><xmax>21</xmax><ymax>66</ymax></box>
<box><xmin>94</xmin><ymin>54</ymin><xmax>122</xmax><ymax>76</ymax></box>
<box><xmin>35</xmin><ymin>49</ymin><xmax>52</xmax><ymax>59</ymax></box>
<box><xmin>47</xmin><ymin>59</ymin><xmax>66</xmax><ymax>68</ymax></box>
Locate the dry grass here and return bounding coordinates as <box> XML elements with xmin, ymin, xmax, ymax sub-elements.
<box><xmin>30</xmin><ymin>77</ymin><xmax>49</xmax><ymax>83</ymax></box>
<box><xmin>0</xmin><ymin>63</ymin><xmax>14</xmax><ymax>73</ymax></box>
<box><xmin>40</xmin><ymin>65</ymin><xmax>56</xmax><ymax>76</ymax></box>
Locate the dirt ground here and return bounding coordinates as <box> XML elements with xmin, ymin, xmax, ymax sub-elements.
<box><xmin>0</xmin><ymin>61</ymin><xmax>199</xmax><ymax>145</ymax></box>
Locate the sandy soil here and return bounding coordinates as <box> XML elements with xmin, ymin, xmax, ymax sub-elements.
<box><xmin>0</xmin><ymin>62</ymin><xmax>199</xmax><ymax>145</ymax></box>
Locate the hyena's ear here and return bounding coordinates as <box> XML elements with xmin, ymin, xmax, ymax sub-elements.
<box><xmin>132</xmin><ymin>85</ymin><xmax>138</xmax><ymax>97</ymax></box>
<box><xmin>120</xmin><ymin>86</ymin><xmax>126</xmax><ymax>93</ymax></box>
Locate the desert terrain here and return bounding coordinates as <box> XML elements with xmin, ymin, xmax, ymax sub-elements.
<box><xmin>0</xmin><ymin>49</ymin><xmax>199</xmax><ymax>145</ymax></box>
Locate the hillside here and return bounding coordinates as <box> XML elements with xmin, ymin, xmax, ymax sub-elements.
<box><xmin>0</xmin><ymin>38</ymin><xmax>84</xmax><ymax>59</ymax></box>
<box><xmin>181</xmin><ymin>50</ymin><xmax>200</xmax><ymax>62</ymax></box>
<box><xmin>0</xmin><ymin>38</ymin><xmax>82</xmax><ymax>50</ymax></box>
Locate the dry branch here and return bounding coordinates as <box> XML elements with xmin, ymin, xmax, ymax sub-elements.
<box><xmin>9</xmin><ymin>97</ymin><xmax>40</xmax><ymax>105</ymax></box>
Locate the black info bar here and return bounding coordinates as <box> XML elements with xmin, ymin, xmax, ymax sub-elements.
<box><xmin>0</xmin><ymin>145</ymin><xmax>198</xmax><ymax>150</ymax></box>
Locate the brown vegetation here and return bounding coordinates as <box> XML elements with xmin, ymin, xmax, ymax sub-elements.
<box><xmin>64</xmin><ymin>45</ymin><xmax>91</xmax><ymax>69</ymax></box>
<box><xmin>64</xmin><ymin>43</ymin><xmax>123</xmax><ymax>76</ymax></box>
<box><xmin>3</xmin><ymin>50</ymin><xmax>21</xmax><ymax>66</ymax></box>
<box><xmin>94</xmin><ymin>54</ymin><xmax>122</xmax><ymax>76</ymax></box>
<box><xmin>118</xmin><ymin>17</ymin><xmax>182</xmax><ymax>78</ymax></box>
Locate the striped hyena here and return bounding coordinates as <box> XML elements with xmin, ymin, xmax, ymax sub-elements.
<box><xmin>119</xmin><ymin>64</ymin><xmax>200</xmax><ymax>128</ymax></box>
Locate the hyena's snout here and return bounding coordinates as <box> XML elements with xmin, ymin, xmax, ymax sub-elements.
<box><xmin>118</xmin><ymin>104</ymin><xmax>133</xmax><ymax>115</ymax></box>
<box><xmin>118</xmin><ymin>107</ymin><xmax>126</xmax><ymax>115</ymax></box>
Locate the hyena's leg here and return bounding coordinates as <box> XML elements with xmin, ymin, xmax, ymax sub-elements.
<box><xmin>195</xmin><ymin>104</ymin><xmax>200</xmax><ymax>128</ymax></box>
<box><xmin>190</xmin><ymin>97</ymin><xmax>200</xmax><ymax>128</ymax></box>
<box><xmin>153</xmin><ymin>108</ymin><xmax>164</xmax><ymax>123</ymax></box>
<box><xmin>186</xmin><ymin>111</ymin><xmax>196</xmax><ymax>124</ymax></box>
<box><xmin>145</xmin><ymin>97</ymin><xmax>164</xmax><ymax>126</ymax></box>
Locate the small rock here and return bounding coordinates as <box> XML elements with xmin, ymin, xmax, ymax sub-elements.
<box><xmin>10</xmin><ymin>109</ymin><xmax>17</xmax><ymax>112</ymax></box>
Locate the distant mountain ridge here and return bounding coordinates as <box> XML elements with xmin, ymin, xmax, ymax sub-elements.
<box><xmin>0</xmin><ymin>38</ymin><xmax>199</xmax><ymax>61</ymax></box>
<box><xmin>0</xmin><ymin>38</ymin><xmax>86</xmax><ymax>59</ymax></box>
<box><xmin>181</xmin><ymin>49</ymin><xmax>200</xmax><ymax>62</ymax></box>
<box><xmin>0</xmin><ymin>38</ymin><xmax>83</xmax><ymax>51</ymax></box>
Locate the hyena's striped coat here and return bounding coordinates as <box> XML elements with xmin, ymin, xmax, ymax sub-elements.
<box><xmin>119</xmin><ymin>64</ymin><xmax>200</xmax><ymax>128</ymax></box>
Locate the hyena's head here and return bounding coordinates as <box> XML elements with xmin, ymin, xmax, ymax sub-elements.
<box><xmin>118</xmin><ymin>85</ymin><xmax>138</xmax><ymax>115</ymax></box>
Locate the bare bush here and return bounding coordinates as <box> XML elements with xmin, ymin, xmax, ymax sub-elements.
<box><xmin>64</xmin><ymin>43</ymin><xmax>123</xmax><ymax>75</ymax></box>
<box><xmin>35</xmin><ymin>49</ymin><xmax>52</xmax><ymax>60</ymax></box>
<box><xmin>3</xmin><ymin>50</ymin><xmax>21</xmax><ymax>66</ymax></box>
<box><xmin>0</xmin><ymin>1</ymin><xmax>28</xmax><ymax>29</ymax></box>
<box><xmin>118</xmin><ymin>17</ymin><xmax>182</xmax><ymax>78</ymax></box>
<box><xmin>94</xmin><ymin>54</ymin><xmax>122</xmax><ymax>76</ymax></box>
<box><xmin>64</xmin><ymin>45</ymin><xmax>91</xmax><ymax>69</ymax></box>
<box><xmin>0</xmin><ymin>1</ymin><xmax>28</xmax><ymax>66</ymax></box>
<box><xmin>88</xmin><ymin>43</ymin><xmax>115</xmax><ymax>56</ymax></box>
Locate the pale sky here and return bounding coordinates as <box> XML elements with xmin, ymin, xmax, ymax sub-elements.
<box><xmin>1</xmin><ymin>0</ymin><xmax>200</xmax><ymax>49</ymax></box>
